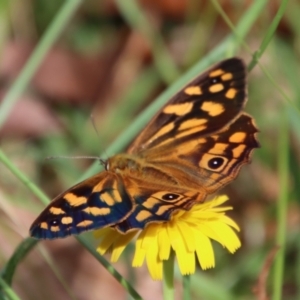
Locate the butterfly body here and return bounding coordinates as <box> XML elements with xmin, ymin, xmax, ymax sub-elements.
<box><xmin>30</xmin><ymin>58</ymin><xmax>259</xmax><ymax>239</ymax></box>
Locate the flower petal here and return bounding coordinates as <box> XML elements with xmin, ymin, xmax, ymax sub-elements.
<box><xmin>96</xmin><ymin>229</ymin><xmax>117</xmax><ymax>255</ymax></box>
<box><xmin>176</xmin><ymin>246</ymin><xmax>195</xmax><ymax>275</ymax></box>
<box><xmin>194</xmin><ymin>230</ymin><xmax>215</xmax><ymax>269</ymax></box>
<box><xmin>132</xmin><ymin>236</ymin><xmax>146</xmax><ymax>267</ymax></box>
<box><xmin>219</xmin><ymin>215</ymin><xmax>240</xmax><ymax>231</ymax></box>
<box><xmin>94</xmin><ymin>227</ymin><xmax>113</xmax><ymax>239</ymax></box>
<box><xmin>145</xmin><ymin>235</ymin><xmax>162</xmax><ymax>280</ymax></box>
<box><xmin>176</xmin><ymin>222</ymin><xmax>196</xmax><ymax>252</ymax></box>
<box><xmin>141</xmin><ymin>226</ymin><xmax>158</xmax><ymax>249</ymax></box>
<box><xmin>158</xmin><ymin>226</ymin><xmax>171</xmax><ymax>260</ymax></box>
<box><xmin>209</xmin><ymin>221</ymin><xmax>241</xmax><ymax>253</ymax></box>
<box><xmin>111</xmin><ymin>231</ymin><xmax>137</xmax><ymax>262</ymax></box>
<box><xmin>95</xmin><ymin>194</ymin><xmax>241</xmax><ymax>280</ymax></box>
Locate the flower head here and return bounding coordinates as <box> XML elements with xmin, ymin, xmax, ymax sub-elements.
<box><xmin>95</xmin><ymin>195</ymin><xmax>241</xmax><ymax>280</ymax></box>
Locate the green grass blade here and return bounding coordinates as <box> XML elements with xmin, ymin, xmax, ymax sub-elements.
<box><xmin>1</xmin><ymin>238</ymin><xmax>38</xmax><ymax>285</ymax></box>
<box><xmin>272</xmin><ymin>111</ymin><xmax>289</xmax><ymax>299</ymax></box>
<box><xmin>115</xmin><ymin>0</ymin><xmax>180</xmax><ymax>84</ymax></box>
<box><xmin>0</xmin><ymin>149</ymin><xmax>49</xmax><ymax>205</ymax></box>
<box><xmin>248</xmin><ymin>0</ymin><xmax>289</xmax><ymax>70</ymax></box>
<box><xmin>0</xmin><ymin>277</ymin><xmax>21</xmax><ymax>300</ymax></box>
<box><xmin>77</xmin><ymin>236</ymin><xmax>142</xmax><ymax>300</ymax></box>
<box><xmin>0</xmin><ymin>0</ymin><xmax>83</xmax><ymax>129</ymax></box>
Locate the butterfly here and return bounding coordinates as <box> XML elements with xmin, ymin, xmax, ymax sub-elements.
<box><xmin>30</xmin><ymin>57</ymin><xmax>259</xmax><ymax>239</ymax></box>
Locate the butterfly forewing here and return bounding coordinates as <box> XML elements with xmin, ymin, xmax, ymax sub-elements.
<box><xmin>127</xmin><ymin>58</ymin><xmax>258</xmax><ymax>197</ymax></box>
<box><xmin>30</xmin><ymin>173</ymin><xmax>134</xmax><ymax>239</ymax></box>
<box><xmin>128</xmin><ymin>58</ymin><xmax>247</xmax><ymax>154</ymax></box>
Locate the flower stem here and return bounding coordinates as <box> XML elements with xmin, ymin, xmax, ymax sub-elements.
<box><xmin>163</xmin><ymin>250</ymin><xmax>175</xmax><ymax>300</ymax></box>
<box><xmin>272</xmin><ymin>104</ymin><xmax>289</xmax><ymax>299</ymax></box>
<box><xmin>183</xmin><ymin>275</ymin><xmax>191</xmax><ymax>300</ymax></box>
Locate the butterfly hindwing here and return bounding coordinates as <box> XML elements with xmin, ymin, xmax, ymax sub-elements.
<box><xmin>114</xmin><ymin>189</ymin><xmax>202</xmax><ymax>233</ymax></box>
<box><xmin>167</xmin><ymin>113</ymin><xmax>259</xmax><ymax>193</ymax></box>
<box><xmin>198</xmin><ymin>113</ymin><xmax>259</xmax><ymax>192</ymax></box>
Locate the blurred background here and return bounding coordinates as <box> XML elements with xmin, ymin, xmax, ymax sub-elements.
<box><xmin>0</xmin><ymin>0</ymin><xmax>299</xmax><ymax>299</ymax></box>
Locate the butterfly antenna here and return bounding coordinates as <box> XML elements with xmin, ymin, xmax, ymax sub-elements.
<box><xmin>46</xmin><ymin>155</ymin><xmax>107</xmax><ymax>166</ymax></box>
<box><xmin>45</xmin><ymin>114</ymin><xmax>110</xmax><ymax>166</ymax></box>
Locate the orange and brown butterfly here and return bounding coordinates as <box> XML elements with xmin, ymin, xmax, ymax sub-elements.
<box><xmin>30</xmin><ymin>57</ymin><xmax>259</xmax><ymax>239</ymax></box>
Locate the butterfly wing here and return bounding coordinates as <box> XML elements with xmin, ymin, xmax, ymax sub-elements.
<box><xmin>30</xmin><ymin>170</ymin><xmax>203</xmax><ymax>237</ymax></box>
<box><xmin>30</xmin><ymin>172</ymin><xmax>134</xmax><ymax>239</ymax></box>
<box><xmin>113</xmin><ymin>187</ymin><xmax>202</xmax><ymax>233</ymax></box>
<box><xmin>93</xmin><ymin>174</ymin><xmax>204</xmax><ymax>233</ymax></box>
<box><xmin>128</xmin><ymin>57</ymin><xmax>247</xmax><ymax>153</ymax></box>
<box><xmin>141</xmin><ymin>113</ymin><xmax>258</xmax><ymax>193</ymax></box>
<box><xmin>127</xmin><ymin>57</ymin><xmax>259</xmax><ymax>195</ymax></box>
<box><xmin>194</xmin><ymin>113</ymin><xmax>259</xmax><ymax>192</ymax></box>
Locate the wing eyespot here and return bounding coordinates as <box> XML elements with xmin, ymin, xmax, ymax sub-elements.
<box><xmin>162</xmin><ymin>193</ymin><xmax>180</xmax><ymax>201</ymax></box>
<box><xmin>211</xmin><ymin>77</ymin><xmax>220</xmax><ymax>84</ymax></box>
<box><xmin>207</xmin><ymin>157</ymin><xmax>225</xmax><ymax>169</ymax></box>
<box><xmin>49</xmin><ymin>219</ymin><xmax>60</xmax><ymax>226</ymax></box>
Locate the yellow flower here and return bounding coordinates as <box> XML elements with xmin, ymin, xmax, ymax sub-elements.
<box><xmin>95</xmin><ymin>195</ymin><xmax>241</xmax><ymax>280</ymax></box>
